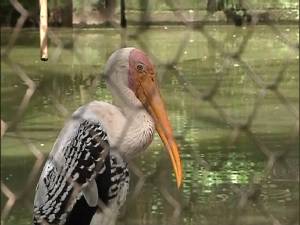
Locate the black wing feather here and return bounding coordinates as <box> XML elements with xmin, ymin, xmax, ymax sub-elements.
<box><xmin>33</xmin><ymin>119</ymin><xmax>109</xmax><ymax>225</ymax></box>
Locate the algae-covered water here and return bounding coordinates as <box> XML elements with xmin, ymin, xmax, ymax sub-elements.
<box><xmin>1</xmin><ymin>25</ymin><xmax>299</xmax><ymax>225</ymax></box>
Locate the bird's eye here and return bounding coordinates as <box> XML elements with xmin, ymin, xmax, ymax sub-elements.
<box><xmin>136</xmin><ymin>63</ymin><xmax>144</xmax><ymax>72</ymax></box>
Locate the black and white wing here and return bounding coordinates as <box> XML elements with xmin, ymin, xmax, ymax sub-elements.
<box><xmin>33</xmin><ymin>119</ymin><xmax>109</xmax><ymax>225</ymax></box>
<box><xmin>69</xmin><ymin>151</ymin><xmax>130</xmax><ymax>225</ymax></box>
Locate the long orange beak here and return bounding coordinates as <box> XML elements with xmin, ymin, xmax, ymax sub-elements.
<box><xmin>136</xmin><ymin>75</ymin><xmax>183</xmax><ymax>188</ymax></box>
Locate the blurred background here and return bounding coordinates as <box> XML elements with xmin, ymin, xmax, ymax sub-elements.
<box><xmin>1</xmin><ymin>1</ymin><xmax>299</xmax><ymax>225</ymax></box>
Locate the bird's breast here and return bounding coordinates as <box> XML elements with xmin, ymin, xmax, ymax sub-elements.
<box><xmin>73</xmin><ymin>101</ymin><xmax>155</xmax><ymax>158</ymax></box>
<box><xmin>113</xmin><ymin>112</ymin><xmax>155</xmax><ymax>158</ymax></box>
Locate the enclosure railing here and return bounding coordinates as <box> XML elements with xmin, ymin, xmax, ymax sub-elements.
<box><xmin>1</xmin><ymin>1</ymin><xmax>299</xmax><ymax>225</ymax></box>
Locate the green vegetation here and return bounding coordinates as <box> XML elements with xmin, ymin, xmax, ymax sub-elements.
<box><xmin>1</xmin><ymin>0</ymin><xmax>298</xmax><ymax>27</ymax></box>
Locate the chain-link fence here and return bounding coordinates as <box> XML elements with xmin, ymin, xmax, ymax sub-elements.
<box><xmin>1</xmin><ymin>0</ymin><xmax>299</xmax><ymax>225</ymax></box>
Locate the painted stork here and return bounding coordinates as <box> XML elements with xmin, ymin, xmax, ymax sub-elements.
<box><xmin>33</xmin><ymin>48</ymin><xmax>183</xmax><ymax>225</ymax></box>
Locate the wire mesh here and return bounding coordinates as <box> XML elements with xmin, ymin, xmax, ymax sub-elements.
<box><xmin>1</xmin><ymin>1</ymin><xmax>299</xmax><ymax>225</ymax></box>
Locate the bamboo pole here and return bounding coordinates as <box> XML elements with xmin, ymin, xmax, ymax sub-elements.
<box><xmin>40</xmin><ymin>0</ymin><xmax>48</xmax><ymax>61</ymax></box>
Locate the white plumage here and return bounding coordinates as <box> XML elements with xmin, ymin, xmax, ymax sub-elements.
<box><xmin>33</xmin><ymin>47</ymin><xmax>183</xmax><ymax>225</ymax></box>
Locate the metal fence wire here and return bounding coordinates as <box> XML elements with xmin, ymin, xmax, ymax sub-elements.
<box><xmin>1</xmin><ymin>1</ymin><xmax>299</xmax><ymax>225</ymax></box>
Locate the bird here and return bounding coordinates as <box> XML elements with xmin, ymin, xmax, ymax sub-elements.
<box><xmin>33</xmin><ymin>47</ymin><xmax>183</xmax><ymax>225</ymax></box>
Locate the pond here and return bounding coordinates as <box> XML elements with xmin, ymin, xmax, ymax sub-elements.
<box><xmin>1</xmin><ymin>25</ymin><xmax>299</xmax><ymax>225</ymax></box>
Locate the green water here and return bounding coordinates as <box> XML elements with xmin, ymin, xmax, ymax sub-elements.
<box><xmin>1</xmin><ymin>25</ymin><xmax>299</xmax><ymax>225</ymax></box>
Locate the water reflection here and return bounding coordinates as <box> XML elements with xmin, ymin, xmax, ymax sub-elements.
<box><xmin>1</xmin><ymin>25</ymin><xmax>299</xmax><ymax>225</ymax></box>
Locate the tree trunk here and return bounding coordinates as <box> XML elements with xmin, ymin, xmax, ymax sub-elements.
<box><xmin>120</xmin><ymin>0</ymin><xmax>127</xmax><ymax>28</ymax></box>
<box><xmin>62</xmin><ymin>0</ymin><xmax>72</xmax><ymax>27</ymax></box>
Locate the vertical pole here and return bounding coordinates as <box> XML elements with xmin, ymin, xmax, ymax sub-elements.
<box><xmin>40</xmin><ymin>0</ymin><xmax>48</xmax><ymax>61</ymax></box>
<box><xmin>1</xmin><ymin>120</ymin><xmax>7</xmax><ymax>138</ymax></box>
<box><xmin>120</xmin><ymin>0</ymin><xmax>127</xmax><ymax>28</ymax></box>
